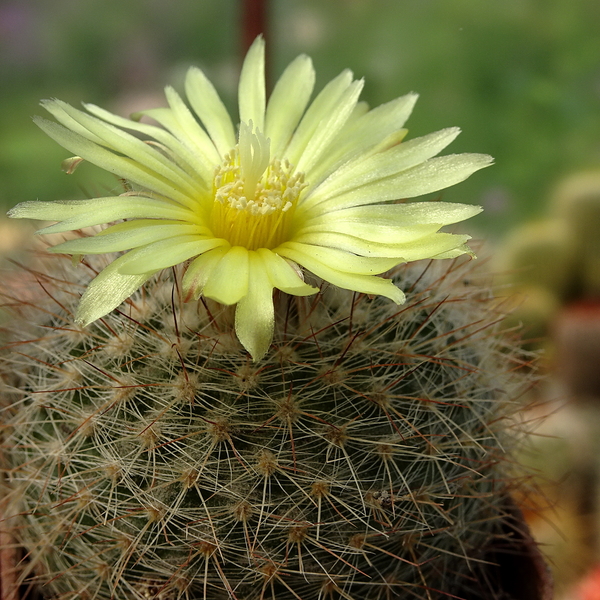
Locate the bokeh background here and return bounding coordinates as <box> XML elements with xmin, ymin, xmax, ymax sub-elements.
<box><xmin>2</xmin><ymin>1</ymin><xmax>600</xmax><ymax>597</ymax></box>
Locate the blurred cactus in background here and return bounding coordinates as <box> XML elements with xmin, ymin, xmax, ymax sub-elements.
<box><xmin>497</xmin><ymin>219</ymin><xmax>574</xmax><ymax>300</ymax></box>
<box><xmin>498</xmin><ymin>171</ymin><xmax>600</xmax><ymax>596</ymax></box>
<box><xmin>496</xmin><ymin>170</ymin><xmax>600</xmax><ymax>348</ymax></box>
<box><xmin>0</xmin><ymin>247</ymin><xmax>535</xmax><ymax>600</ymax></box>
<box><xmin>553</xmin><ymin>172</ymin><xmax>600</xmax><ymax>300</ymax></box>
<box><xmin>495</xmin><ymin>219</ymin><xmax>574</xmax><ymax>345</ymax></box>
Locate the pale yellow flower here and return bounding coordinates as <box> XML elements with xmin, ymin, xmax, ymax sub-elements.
<box><xmin>9</xmin><ymin>37</ymin><xmax>491</xmax><ymax>360</ymax></box>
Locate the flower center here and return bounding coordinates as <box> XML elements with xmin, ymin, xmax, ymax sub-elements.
<box><xmin>210</xmin><ymin>121</ymin><xmax>307</xmax><ymax>250</ymax></box>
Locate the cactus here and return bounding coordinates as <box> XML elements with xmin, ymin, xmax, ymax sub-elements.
<box><xmin>552</xmin><ymin>170</ymin><xmax>600</xmax><ymax>299</ymax></box>
<box><xmin>494</xmin><ymin>170</ymin><xmax>600</xmax><ymax>346</ymax></box>
<box><xmin>495</xmin><ymin>219</ymin><xmax>575</xmax><ymax>303</ymax></box>
<box><xmin>0</xmin><ymin>243</ymin><xmax>529</xmax><ymax>600</ymax></box>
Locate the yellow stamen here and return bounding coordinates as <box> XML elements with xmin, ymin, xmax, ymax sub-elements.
<box><xmin>210</xmin><ymin>122</ymin><xmax>307</xmax><ymax>250</ymax></box>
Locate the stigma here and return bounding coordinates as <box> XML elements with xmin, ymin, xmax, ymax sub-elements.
<box><xmin>210</xmin><ymin>121</ymin><xmax>307</xmax><ymax>250</ymax></box>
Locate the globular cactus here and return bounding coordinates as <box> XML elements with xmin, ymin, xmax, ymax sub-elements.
<box><xmin>494</xmin><ymin>219</ymin><xmax>573</xmax><ymax>345</ymax></box>
<box><xmin>1</xmin><ymin>245</ymin><xmax>529</xmax><ymax>600</ymax></box>
<box><xmin>1</xmin><ymin>35</ymin><xmax>532</xmax><ymax>600</ymax></box>
<box><xmin>552</xmin><ymin>170</ymin><xmax>600</xmax><ymax>299</ymax></box>
<box><xmin>496</xmin><ymin>219</ymin><xmax>575</xmax><ymax>302</ymax></box>
<box><xmin>495</xmin><ymin>171</ymin><xmax>600</xmax><ymax>346</ymax></box>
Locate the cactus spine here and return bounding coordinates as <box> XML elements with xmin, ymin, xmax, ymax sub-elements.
<box><xmin>1</xmin><ymin>246</ymin><xmax>528</xmax><ymax>599</ymax></box>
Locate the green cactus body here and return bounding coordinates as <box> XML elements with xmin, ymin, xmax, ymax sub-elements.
<box><xmin>1</xmin><ymin>247</ymin><xmax>527</xmax><ymax>599</ymax></box>
<box><xmin>496</xmin><ymin>219</ymin><xmax>576</xmax><ymax>303</ymax></box>
<box><xmin>552</xmin><ymin>170</ymin><xmax>600</xmax><ymax>298</ymax></box>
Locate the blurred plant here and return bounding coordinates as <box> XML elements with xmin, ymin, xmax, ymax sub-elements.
<box><xmin>496</xmin><ymin>170</ymin><xmax>600</xmax><ymax>346</ymax></box>
<box><xmin>553</xmin><ymin>172</ymin><xmax>600</xmax><ymax>299</ymax></box>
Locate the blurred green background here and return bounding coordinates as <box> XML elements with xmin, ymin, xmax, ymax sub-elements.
<box><xmin>1</xmin><ymin>0</ymin><xmax>600</xmax><ymax>238</ymax></box>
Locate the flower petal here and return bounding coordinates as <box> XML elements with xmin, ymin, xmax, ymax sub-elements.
<box><xmin>135</xmin><ymin>106</ymin><xmax>220</xmax><ymax>185</ymax></box>
<box><xmin>75</xmin><ymin>254</ymin><xmax>155</xmax><ymax>326</ymax></box>
<box><xmin>300</xmin><ymin>220</ymin><xmax>437</xmax><ymax>244</ymax></box>
<box><xmin>50</xmin><ymin>221</ymin><xmax>207</xmax><ymax>255</ymax></box>
<box><xmin>265</xmin><ymin>54</ymin><xmax>315</xmax><ymax>158</ymax></box>
<box><xmin>136</xmin><ymin>111</ymin><xmax>217</xmax><ymax>188</ymax></box>
<box><xmin>182</xmin><ymin>246</ymin><xmax>229</xmax><ymax>300</ymax></box>
<box><xmin>202</xmin><ymin>246</ymin><xmax>250</xmax><ymax>305</ymax></box>
<box><xmin>322</xmin><ymin>201</ymin><xmax>483</xmax><ymax>226</ymax></box>
<box><xmin>8</xmin><ymin>197</ymin><xmax>197</xmax><ymax>234</ymax></box>
<box><xmin>84</xmin><ymin>102</ymin><xmax>212</xmax><ymax>184</ymax></box>
<box><xmin>336</xmin><ymin>93</ymin><xmax>417</xmax><ymax>147</ymax></box>
<box><xmin>284</xmin><ymin>69</ymin><xmax>354</xmax><ymax>166</ymax></box>
<box><xmin>431</xmin><ymin>243</ymin><xmax>475</xmax><ymax>260</ymax></box>
<box><xmin>293</xmin><ymin>230</ymin><xmax>473</xmax><ymax>260</ymax></box>
<box><xmin>302</xmin><ymin>127</ymin><xmax>465</xmax><ymax>213</ymax></box>
<box><xmin>278</xmin><ymin>241</ymin><xmax>402</xmax><ymax>275</ymax></box>
<box><xmin>163</xmin><ymin>86</ymin><xmax>223</xmax><ymax>166</ymax></box>
<box><xmin>185</xmin><ymin>67</ymin><xmax>237</xmax><ymax>157</ymax></box>
<box><xmin>41</xmin><ymin>99</ymin><xmax>200</xmax><ymax>196</ymax></box>
<box><xmin>304</xmin><ymin>153</ymin><xmax>494</xmax><ymax>213</ymax></box>
<box><xmin>299</xmin><ymin>201</ymin><xmax>482</xmax><ymax>243</ymax></box>
<box><xmin>117</xmin><ymin>236</ymin><xmax>227</xmax><ymax>275</ymax></box>
<box><xmin>345</xmin><ymin>100</ymin><xmax>370</xmax><ymax>126</ymax></box>
<box><xmin>235</xmin><ymin>251</ymin><xmax>275</xmax><ymax>361</ymax></box>
<box><xmin>34</xmin><ymin>118</ymin><xmax>200</xmax><ymax>210</ymax></box>
<box><xmin>257</xmin><ymin>248</ymin><xmax>318</xmax><ymax>295</ymax></box>
<box><xmin>305</xmin><ymin>93</ymin><xmax>418</xmax><ymax>187</ymax></box>
<box><xmin>294</xmin><ymin>79</ymin><xmax>364</xmax><ymax>176</ymax></box>
<box><xmin>277</xmin><ymin>243</ymin><xmax>405</xmax><ymax>303</ymax></box>
<box><xmin>238</xmin><ymin>36</ymin><xmax>266</xmax><ymax>134</ymax></box>
<box><xmin>380</xmin><ymin>232</ymin><xmax>474</xmax><ymax>262</ymax></box>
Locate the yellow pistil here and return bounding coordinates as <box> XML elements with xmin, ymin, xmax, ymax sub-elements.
<box><xmin>210</xmin><ymin>122</ymin><xmax>307</xmax><ymax>250</ymax></box>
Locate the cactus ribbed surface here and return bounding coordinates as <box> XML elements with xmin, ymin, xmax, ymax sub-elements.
<box><xmin>1</xmin><ymin>247</ymin><xmax>528</xmax><ymax>599</ymax></box>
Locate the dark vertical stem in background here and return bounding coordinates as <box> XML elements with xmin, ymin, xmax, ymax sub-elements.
<box><xmin>241</xmin><ymin>0</ymin><xmax>269</xmax><ymax>86</ymax></box>
<box><xmin>241</xmin><ymin>0</ymin><xmax>268</xmax><ymax>52</ymax></box>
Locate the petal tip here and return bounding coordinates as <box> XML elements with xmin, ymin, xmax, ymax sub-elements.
<box><xmin>74</xmin><ymin>307</ymin><xmax>92</xmax><ymax>328</ymax></box>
